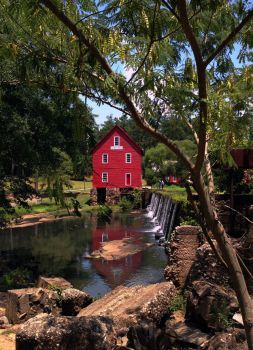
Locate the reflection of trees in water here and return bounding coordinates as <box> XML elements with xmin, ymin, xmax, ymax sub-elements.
<box><xmin>31</xmin><ymin>219</ymin><xmax>92</xmax><ymax>276</ymax></box>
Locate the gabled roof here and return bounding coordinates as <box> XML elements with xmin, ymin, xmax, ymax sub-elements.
<box><xmin>92</xmin><ymin>125</ymin><xmax>143</xmax><ymax>155</ymax></box>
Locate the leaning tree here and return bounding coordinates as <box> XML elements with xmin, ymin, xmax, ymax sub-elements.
<box><xmin>2</xmin><ymin>0</ymin><xmax>253</xmax><ymax>347</ymax></box>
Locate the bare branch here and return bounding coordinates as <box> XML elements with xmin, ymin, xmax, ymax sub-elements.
<box><xmin>224</xmin><ymin>205</ymin><xmax>253</xmax><ymax>224</ymax></box>
<box><xmin>184</xmin><ymin>118</ymin><xmax>199</xmax><ymax>145</ymax></box>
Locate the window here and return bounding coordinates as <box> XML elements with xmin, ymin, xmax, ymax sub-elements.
<box><xmin>125</xmin><ymin>153</ymin><xmax>132</xmax><ymax>163</ymax></box>
<box><xmin>111</xmin><ymin>135</ymin><xmax>123</xmax><ymax>150</ymax></box>
<box><xmin>114</xmin><ymin>136</ymin><xmax>120</xmax><ymax>146</ymax></box>
<box><xmin>102</xmin><ymin>153</ymin><xmax>108</xmax><ymax>164</ymax></box>
<box><xmin>125</xmin><ymin>173</ymin><xmax>131</xmax><ymax>186</ymax></box>
<box><xmin>102</xmin><ymin>172</ymin><xmax>108</xmax><ymax>183</ymax></box>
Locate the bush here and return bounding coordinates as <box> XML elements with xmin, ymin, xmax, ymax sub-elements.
<box><xmin>132</xmin><ymin>189</ymin><xmax>142</xmax><ymax>209</ymax></box>
<box><xmin>168</xmin><ymin>293</ymin><xmax>187</xmax><ymax>313</ymax></box>
<box><xmin>97</xmin><ymin>204</ymin><xmax>112</xmax><ymax>223</ymax></box>
<box><xmin>119</xmin><ymin>197</ymin><xmax>133</xmax><ymax>211</ymax></box>
<box><xmin>1</xmin><ymin>268</ymin><xmax>31</xmax><ymax>289</ymax></box>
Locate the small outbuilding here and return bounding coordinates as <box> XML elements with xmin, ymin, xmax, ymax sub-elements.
<box><xmin>92</xmin><ymin>125</ymin><xmax>143</xmax><ymax>202</ymax></box>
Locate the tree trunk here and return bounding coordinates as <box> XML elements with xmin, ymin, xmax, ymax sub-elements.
<box><xmin>192</xmin><ymin>170</ymin><xmax>253</xmax><ymax>349</ymax></box>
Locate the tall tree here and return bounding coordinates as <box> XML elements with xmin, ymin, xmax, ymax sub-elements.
<box><xmin>2</xmin><ymin>0</ymin><xmax>253</xmax><ymax>346</ymax></box>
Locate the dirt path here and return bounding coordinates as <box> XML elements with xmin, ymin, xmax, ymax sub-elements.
<box><xmin>10</xmin><ymin>212</ymin><xmax>74</xmax><ymax>229</ymax></box>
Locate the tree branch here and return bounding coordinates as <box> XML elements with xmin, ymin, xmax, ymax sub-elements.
<box><xmin>40</xmin><ymin>0</ymin><xmax>195</xmax><ymax>171</ymax></box>
<box><xmin>205</xmin><ymin>8</ymin><xmax>253</xmax><ymax>67</ymax></box>
<box><xmin>177</xmin><ymin>0</ymin><xmax>207</xmax><ymax>173</ymax></box>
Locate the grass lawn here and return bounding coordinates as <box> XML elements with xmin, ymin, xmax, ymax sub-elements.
<box><xmin>156</xmin><ymin>184</ymin><xmax>188</xmax><ymax>203</ymax></box>
<box><xmin>14</xmin><ymin>193</ymin><xmax>92</xmax><ymax>218</ymax></box>
<box><xmin>30</xmin><ymin>179</ymin><xmax>92</xmax><ymax>191</ymax></box>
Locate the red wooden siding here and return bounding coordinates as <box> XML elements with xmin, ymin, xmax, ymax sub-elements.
<box><xmin>92</xmin><ymin>126</ymin><xmax>142</xmax><ymax>188</ymax></box>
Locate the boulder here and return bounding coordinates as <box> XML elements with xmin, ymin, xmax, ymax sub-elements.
<box><xmin>207</xmin><ymin>329</ymin><xmax>247</xmax><ymax>350</ymax></box>
<box><xmin>16</xmin><ymin>313</ymin><xmax>117</xmax><ymax>350</ymax></box>
<box><xmin>185</xmin><ymin>281</ymin><xmax>238</xmax><ymax>330</ymax></box>
<box><xmin>165</xmin><ymin>320</ymin><xmax>211</xmax><ymax>348</ymax></box>
<box><xmin>37</xmin><ymin>276</ymin><xmax>73</xmax><ymax>290</ymax></box>
<box><xmin>6</xmin><ymin>288</ymin><xmax>60</xmax><ymax>324</ymax></box>
<box><xmin>78</xmin><ymin>282</ymin><xmax>176</xmax><ymax>329</ymax></box>
<box><xmin>61</xmin><ymin>288</ymin><xmax>92</xmax><ymax>316</ymax></box>
<box><xmin>189</xmin><ymin>242</ymin><xmax>230</xmax><ymax>287</ymax></box>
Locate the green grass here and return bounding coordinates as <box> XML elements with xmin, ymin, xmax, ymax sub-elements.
<box><xmin>68</xmin><ymin>180</ymin><xmax>92</xmax><ymax>190</ymax></box>
<box><xmin>154</xmin><ymin>185</ymin><xmax>189</xmax><ymax>203</ymax></box>
<box><xmin>30</xmin><ymin>178</ymin><xmax>92</xmax><ymax>191</ymax></box>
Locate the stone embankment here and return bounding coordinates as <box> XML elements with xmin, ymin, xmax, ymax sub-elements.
<box><xmin>0</xmin><ymin>224</ymin><xmax>250</xmax><ymax>349</ymax></box>
<box><xmin>16</xmin><ymin>282</ymin><xmax>176</xmax><ymax>350</ymax></box>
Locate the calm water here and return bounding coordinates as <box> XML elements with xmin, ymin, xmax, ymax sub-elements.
<box><xmin>0</xmin><ymin>212</ymin><xmax>167</xmax><ymax>297</ymax></box>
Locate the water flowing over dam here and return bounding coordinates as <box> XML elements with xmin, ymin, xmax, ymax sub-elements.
<box><xmin>146</xmin><ymin>192</ymin><xmax>179</xmax><ymax>240</ymax></box>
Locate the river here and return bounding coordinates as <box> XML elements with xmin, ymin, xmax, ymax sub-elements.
<box><xmin>0</xmin><ymin>211</ymin><xmax>167</xmax><ymax>297</ymax></box>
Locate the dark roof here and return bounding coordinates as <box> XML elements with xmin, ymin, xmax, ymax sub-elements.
<box><xmin>92</xmin><ymin>125</ymin><xmax>143</xmax><ymax>154</ymax></box>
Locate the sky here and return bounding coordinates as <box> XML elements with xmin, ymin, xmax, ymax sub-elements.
<box><xmin>86</xmin><ymin>44</ymin><xmax>247</xmax><ymax>126</ymax></box>
<box><xmin>87</xmin><ymin>98</ymin><xmax>122</xmax><ymax>126</ymax></box>
<box><xmin>86</xmin><ymin>64</ymin><xmax>134</xmax><ymax>126</ymax></box>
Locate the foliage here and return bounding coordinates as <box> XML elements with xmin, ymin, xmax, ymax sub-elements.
<box><xmin>119</xmin><ymin>196</ymin><xmax>133</xmax><ymax>211</ymax></box>
<box><xmin>179</xmin><ymin>201</ymin><xmax>199</xmax><ymax>226</ymax></box>
<box><xmin>132</xmin><ymin>189</ymin><xmax>142</xmax><ymax>209</ymax></box>
<box><xmin>1</xmin><ymin>267</ymin><xmax>31</xmax><ymax>289</ymax></box>
<box><xmin>48</xmin><ymin>284</ymin><xmax>63</xmax><ymax>307</ymax></box>
<box><xmin>97</xmin><ymin>204</ymin><xmax>112</xmax><ymax>223</ymax></box>
<box><xmin>168</xmin><ymin>292</ymin><xmax>187</xmax><ymax>314</ymax></box>
<box><xmin>210</xmin><ymin>298</ymin><xmax>233</xmax><ymax>329</ymax></box>
<box><xmin>144</xmin><ymin>140</ymin><xmax>196</xmax><ymax>183</ymax></box>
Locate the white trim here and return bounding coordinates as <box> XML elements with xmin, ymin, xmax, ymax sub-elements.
<box><xmin>102</xmin><ymin>153</ymin><xmax>108</xmax><ymax>164</ymax></box>
<box><xmin>114</xmin><ymin>136</ymin><xmax>120</xmax><ymax>146</ymax></box>
<box><xmin>110</xmin><ymin>145</ymin><xmax>123</xmax><ymax>150</ymax></box>
<box><xmin>125</xmin><ymin>153</ymin><xmax>132</xmax><ymax>163</ymax></box>
<box><xmin>102</xmin><ymin>172</ymin><xmax>108</xmax><ymax>183</ymax></box>
<box><xmin>125</xmin><ymin>173</ymin><xmax>131</xmax><ymax>186</ymax></box>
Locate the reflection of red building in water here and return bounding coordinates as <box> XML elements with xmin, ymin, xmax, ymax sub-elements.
<box><xmin>90</xmin><ymin>224</ymin><xmax>142</xmax><ymax>288</ymax></box>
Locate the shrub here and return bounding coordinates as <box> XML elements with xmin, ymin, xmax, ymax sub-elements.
<box><xmin>97</xmin><ymin>204</ymin><xmax>112</xmax><ymax>223</ymax></box>
<box><xmin>168</xmin><ymin>293</ymin><xmax>187</xmax><ymax>314</ymax></box>
<box><xmin>119</xmin><ymin>197</ymin><xmax>133</xmax><ymax>211</ymax></box>
<box><xmin>1</xmin><ymin>268</ymin><xmax>31</xmax><ymax>289</ymax></box>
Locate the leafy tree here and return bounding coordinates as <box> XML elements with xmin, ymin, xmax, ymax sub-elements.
<box><xmin>144</xmin><ymin>140</ymin><xmax>196</xmax><ymax>183</ymax></box>
<box><xmin>2</xmin><ymin>0</ymin><xmax>253</xmax><ymax>346</ymax></box>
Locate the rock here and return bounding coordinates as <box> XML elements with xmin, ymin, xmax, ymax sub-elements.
<box><xmin>6</xmin><ymin>288</ymin><xmax>60</xmax><ymax>324</ymax></box>
<box><xmin>233</xmin><ymin>313</ymin><xmax>244</xmax><ymax>326</ymax></box>
<box><xmin>207</xmin><ymin>329</ymin><xmax>247</xmax><ymax>350</ymax></box>
<box><xmin>0</xmin><ymin>315</ymin><xmax>9</xmax><ymax>327</ymax></box>
<box><xmin>16</xmin><ymin>313</ymin><xmax>116</xmax><ymax>350</ymax></box>
<box><xmin>127</xmin><ymin>322</ymin><xmax>163</xmax><ymax>350</ymax></box>
<box><xmin>165</xmin><ymin>320</ymin><xmax>210</xmax><ymax>348</ymax></box>
<box><xmin>185</xmin><ymin>281</ymin><xmax>237</xmax><ymax>331</ymax></box>
<box><xmin>37</xmin><ymin>276</ymin><xmax>73</xmax><ymax>290</ymax></box>
<box><xmin>189</xmin><ymin>242</ymin><xmax>230</xmax><ymax>287</ymax></box>
<box><xmin>78</xmin><ymin>282</ymin><xmax>176</xmax><ymax>329</ymax></box>
<box><xmin>61</xmin><ymin>288</ymin><xmax>92</xmax><ymax>316</ymax></box>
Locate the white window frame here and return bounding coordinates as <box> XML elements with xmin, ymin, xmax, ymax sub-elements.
<box><xmin>125</xmin><ymin>153</ymin><xmax>132</xmax><ymax>163</ymax></box>
<box><xmin>125</xmin><ymin>173</ymin><xmax>131</xmax><ymax>186</ymax></box>
<box><xmin>102</xmin><ymin>153</ymin><xmax>108</xmax><ymax>164</ymax></box>
<box><xmin>114</xmin><ymin>136</ymin><xmax>120</xmax><ymax>146</ymax></box>
<box><xmin>102</xmin><ymin>172</ymin><xmax>108</xmax><ymax>183</ymax></box>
